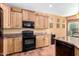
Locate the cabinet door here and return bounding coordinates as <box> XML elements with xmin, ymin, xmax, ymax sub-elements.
<box><xmin>14</xmin><ymin>36</ymin><xmax>22</xmax><ymax>52</ymax></box>
<box><xmin>38</xmin><ymin>15</ymin><xmax>45</xmax><ymax>29</ymax></box>
<box><xmin>44</xmin><ymin>35</ymin><xmax>51</xmax><ymax>46</ymax></box>
<box><xmin>36</xmin><ymin>36</ymin><xmax>44</xmax><ymax>48</ymax></box>
<box><xmin>23</xmin><ymin>10</ymin><xmax>29</xmax><ymax>21</ymax></box>
<box><xmin>35</xmin><ymin>15</ymin><xmax>44</xmax><ymax>29</ymax></box>
<box><xmin>11</xmin><ymin>12</ymin><xmax>22</xmax><ymax>28</ymax></box>
<box><xmin>28</xmin><ymin>11</ymin><xmax>36</xmax><ymax>21</ymax></box>
<box><xmin>75</xmin><ymin>47</ymin><xmax>79</xmax><ymax>56</ymax></box>
<box><xmin>0</xmin><ymin>4</ymin><xmax>11</xmax><ymax>28</ymax></box>
<box><xmin>35</xmin><ymin>15</ymin><xmax>48</xmax><ymax>29</ymax></box>
<box><xmin>23</xmin><ymin>10</ymin><xmax>36</xmax><ymax>21</ymax></box>
<box><xmin>3</xmin><ymin>38</ymin><xmax>14</xmax><ymax>55</ymax></box>
<box><xmin>44</xmin><ymin>16</ymin><xmax>48</xmax><ymax>29</ymax></box>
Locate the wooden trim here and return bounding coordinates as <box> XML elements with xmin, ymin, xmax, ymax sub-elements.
<box><xmin>11</xmin><ymin>7</ymin><xmax>22</xmax><ymax>13</ymax></box>
<box><xmin>22</xmin><ymin>9</ymin><xmax>35</xmax><ymax>13</ymax></box>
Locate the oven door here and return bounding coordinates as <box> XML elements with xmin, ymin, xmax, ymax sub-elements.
<box><xmin>22</xmin><ymin>37</ymin><xmax>36</xmax><ymax>51</ymax></box>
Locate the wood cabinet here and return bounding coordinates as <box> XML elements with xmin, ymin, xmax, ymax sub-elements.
<box><xmin>10</xmin><ymin>11</ymin><xmax>22</xmax><ymax>28</ymax></box>
<box><xmin>14</xmin><ymin>36</ymin><xmax>22</xmax><ymax>52</ymax></box>
<box><xmin>0</xmin><ymin>4</ymin><xmax>11</xmax><ymax>28</ymax></box>
<box><xmin>44</xmin><ymin>35</ymin><xmax>51</xmax><ymax>46</ymax></box>
<box><xmin>36</xmin><ymin>35</ymin><xmax>44</xmax><ymax>48</ymax></box>
<box><xmin>35</xmin><ymin>15</ymin><xmax>48</xmax><ymax>29</ymax></box>
<box><xmin>3</xmin><ymin>36</ymin><xmax>22</xmax><ymax>55</ymax></box>
<box><xmin>75</xmin><ymin>47</ymin><xmax>79</xmax><ymax>56</ymax></box>
<box><xmin>36</xmin><ymin>35</ymin><xmax>51</xmax><ymax>48</ymax></box>
<box><xmin>23</xmin><ymin>10</ymin><xmax>48</xmax><ymax>29</ymax></box>
<box><xmin>23</xmin><ymin>10</ymin><xmax>36</xmax><ymax>21</ymax></box>
<box><xmin>4</xmin><ymin>37</ymin><xmax>14</xmax><ymax>55</ymax></box>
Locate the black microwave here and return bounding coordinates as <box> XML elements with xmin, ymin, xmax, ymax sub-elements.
<box><xmin>22</xmin><ymin>21</ymin><xmax>34</xmax><ymax>28</ymax></box>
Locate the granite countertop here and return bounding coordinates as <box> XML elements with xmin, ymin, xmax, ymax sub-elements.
<box><xmin>3</xmin><ymin>33</ymin><xmax>22</xmax><ymax>38</ymax></box>
<box><xmin>55</xmin><ymin>37</ymin><xmax>79</xmax><ymax>48</ymax></box>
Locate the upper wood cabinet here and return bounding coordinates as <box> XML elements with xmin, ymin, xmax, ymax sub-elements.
<box><xmin>35</xmin><ymin>14</ymin><xmax>48</xmax><ymax>29</ymax></box>
<box><xmin>0</xmin><ymin>4</ymin><xmax>22</xmax><ymax>29</ymax></box>
<box><xmin>23</xmin><ymin>10</ymin><xmax>48</xmax><ymax>29</ymax></box>
<box><xmin>0</xmin><ymin>4</ymin><xmax>11</xmax><ymax>28</ymax></box>
<box><xmin>23</xmin><ymin>10</ymin><xmax>36</xmax><ymax>21</ymax></box>
<box><xmin>10</xmin><ymin>11</ymin><xmax>22</xmax><ymax>28</ymax></box>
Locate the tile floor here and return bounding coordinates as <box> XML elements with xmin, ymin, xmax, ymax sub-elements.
<box><xmin>9</xmin><ymin>45</ymin><xmax>55</xmax><ymax>56</ymax></box>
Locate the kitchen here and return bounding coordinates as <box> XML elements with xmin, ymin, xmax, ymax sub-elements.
<box><xmin>0</xmin><ymin>3</ymin><xmax>79</xmax><ymax>56</ymax></box>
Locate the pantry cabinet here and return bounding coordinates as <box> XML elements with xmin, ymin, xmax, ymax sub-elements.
<box><xmin>10</xmin><ymin>11</ymin><xmax>22</xmax><ymax>28</ymax></box>
<box><xmin>3</xmin><ymin>36</ymin><xmax>22</xmax><ymax>55</ymax></box>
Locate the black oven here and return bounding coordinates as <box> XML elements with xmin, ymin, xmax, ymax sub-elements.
<box><xmin>22</xmin><ymin>21</ymin><xmax>34</xmax><ymax>28</ymax></box>
<box><xmin>22</xmin><ymin>31</ymin><xmax>36</xmax><ymax>52</ymax></box>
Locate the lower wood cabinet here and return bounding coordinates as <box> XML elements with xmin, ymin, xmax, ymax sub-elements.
<box><xmin>36</xmin><ymin>35</ymin><xmax>51</xmax><ymax>48</ymax></box>
<box><xmin>36</xmin><ymin>35</ymin><xmax>44</xmax><ymax>48</ymax></box>
<box><xmin>75</xmin><ymin>47</ymin><xmax>79</xmax><ymax>56</ymax></box>
<box><xmin>14</xmin><ymin>37</ymin><xmax>22</xmax><ymax>53</ymax></box>
<box><xmin>44</xmin><ymin>35</ymin><xmax>51</xmax><ymax>46</ymax></box>
<box><xmin>3</xmin><ymin>36</ymin><xmax>22</xmax><ymax>55</ymax></box>
<box><xmin>4</xmin><ymin>38</ymin><xmax>14</xmax><ymax>54</ymax></box>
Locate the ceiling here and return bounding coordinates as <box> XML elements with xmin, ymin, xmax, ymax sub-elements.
<box><xmin>7</xmin><ymin>3</ymin><xmax>79</xmax><ymax>16</ymax></box>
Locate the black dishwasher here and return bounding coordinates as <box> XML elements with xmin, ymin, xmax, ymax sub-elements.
<box><xmin>56</xmin><ymin>40</ymin><xmax>74</xmax><ymax>56</ymax></box>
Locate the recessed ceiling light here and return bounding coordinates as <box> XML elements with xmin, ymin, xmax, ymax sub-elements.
<box><xmin>49</xmin><ymin>4</ymin><xmax>53</xmax><ymax>8</ymax></box>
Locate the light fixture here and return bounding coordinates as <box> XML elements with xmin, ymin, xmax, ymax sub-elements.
<box><xmin>49</xmin><ymin>4</ymin><xmax>53</xmax><ymax>8</ymax></box>
<box><xmin>76</xmin><ymin>12</ymin><xmax>79</xmax><ymax>18</ymax></box>
<box><xmin>76</xmin><ymin>4</ymin><xmax>79</xmax><ymax>18</ymax></box>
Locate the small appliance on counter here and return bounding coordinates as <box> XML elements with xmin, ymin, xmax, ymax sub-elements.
<box><xmin>51</xmin><ymin>33</ymin><xmax>56</xmax><ymax>44</ymax></box>
<box><xmin>0</xmin><ymin>30</ymin><xmax>3</xmax><ymax>38</ymax></box>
